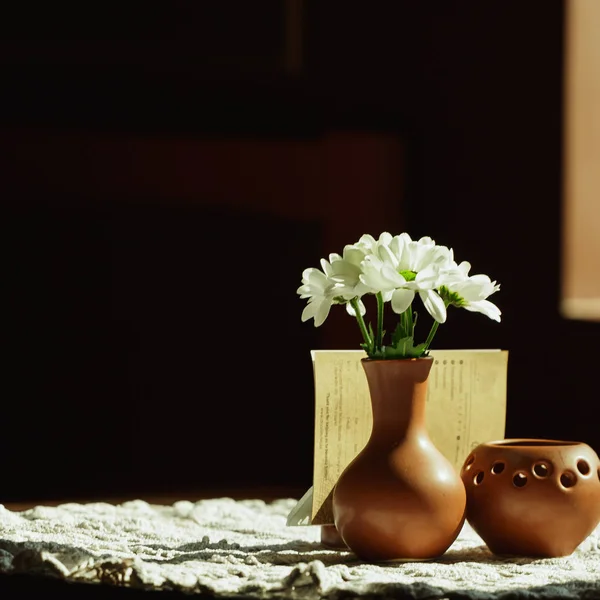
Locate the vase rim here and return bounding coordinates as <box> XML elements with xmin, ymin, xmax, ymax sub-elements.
<box><xmin>483</xmin><ymin>438</ymin><xmax>584</xmax><ymax>448</ymax></box>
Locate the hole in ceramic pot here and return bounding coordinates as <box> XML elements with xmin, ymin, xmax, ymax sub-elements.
<box><xmin>474</xmin><ymin>471</ymin><xmax>484</xmax><ymax>485</ymax></box>
<box><xmin>560</xmin><ymin>471</ymin><xmax>577</xmax><ymax>488</ymax></box>
<box><xmin>577</xmin><ymin>459</ymin><xmax>590</xmax><ymax>476</ymax></box>
<box><xmin>532</xmin><ymin>461</ymin><xmax>551</xmax><ymax>478</ymax></box>
<box><xmin>491</xmin><ymin>461</ymin><xmax>505</xmax><ymax>474</ymax></box>
<box><xmin>464</xmin><ymin>454</ymin><xmax>475</xmax><ymax>470</ymax></box>
<box><xmin>513</xmin><ymin>472</ymin><xmax>528</xmax><ymax>488</ymax></box>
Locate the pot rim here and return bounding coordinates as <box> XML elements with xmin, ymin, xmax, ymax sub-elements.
<box><xmin>482</xmin><ymin>438</ymin><xmax>585</xmax><ymax>448</ymax></box>
<box><xmin>361</xmin><ymin>356</ymin><xmax>434</xmax><ymax>363</ymax></box>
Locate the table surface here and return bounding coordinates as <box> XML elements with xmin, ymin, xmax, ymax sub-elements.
<box><xmin>2</xmin><ymin>485</ymin><xmax>309</xmax><ymax>512</ymax></box>
<box><xmin>2</xmin><ymin>488</ymin><xmax>599</xmax><ymax>600</ymax></box>
<box><xmin>0</xmin><ymin>487</ymin><xmax>309</xmax><ymax>600</ymax></box>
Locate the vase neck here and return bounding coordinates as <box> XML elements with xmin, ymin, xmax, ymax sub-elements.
<box><xmin>361</xmin><ymin>358</ymin><xmax>433</xmax><ymax>442</ymax></box>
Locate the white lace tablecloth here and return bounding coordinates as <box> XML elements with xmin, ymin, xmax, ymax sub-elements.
<box><xmin>0</xmin><ymin>498</ymin><xmax>599</xmax><ymax>599</ymax></box>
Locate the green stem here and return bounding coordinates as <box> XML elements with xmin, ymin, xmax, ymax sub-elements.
<box><xmin>351</xmin><ymin>298</ymin><xmax>372</xmax><ymax>350</ymax></box>
<box><xmin>423</xmin><ymin>301</ymin><xmax>451</xmax><ymax>352</ymax></box>
<box><xmin>375</xmin><ymin>292</ymin><xmax>384</xmax><ymax>352</ymax></box>
<box><xmin>399</xmin><ymin>305</ymin><xmax>413</xmax><ymax>339</ymax></box>
<box><xmin>423</xmin><ymin>320</ymin><xmax>440</xmax><ymax>352</ymax></box>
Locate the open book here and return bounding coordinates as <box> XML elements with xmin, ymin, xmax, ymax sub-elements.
<box><xmin>287</xmin><ymin>349</ymin><xmax>508</xmax><ymax>526</ymax></box>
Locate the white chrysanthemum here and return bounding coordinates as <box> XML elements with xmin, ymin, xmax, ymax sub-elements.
<box><xmin>328</xmin><ymin>245</ymin><xmax>376</xmax><ymax>300</ymax></box>
<box><xmin>350</xmin><ymin>232</ymin><xmax>393</xmax><ymax>255</ymax></box>
<box><xmin>438</xmin><ymin>261</ymin><xmax>501</xmax><ymax>322</ymax></box>
<box><xmin>297</xmin><ymin>257</ymin><xmax>337</xmax><ymax>327</ymax></box>
<box><xmin>386</xmin><ymin>233</ymin><xmax>452</xmax><ymax>273</ymax></box>
<box><xmin>359</xmin><ymin>233</ymin><xmax>454</xmax><ymax>323</ymax></box>
<box><xmin>297</xmin><ymin>256</ymin><xmax>366</xmax><ymax>327</ymax></box>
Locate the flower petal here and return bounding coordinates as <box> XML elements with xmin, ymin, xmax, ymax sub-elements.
<box><xmin>464</xmin><ymin>300</ymin><xmax>502</xmax><ymax>322</ymax></box>
<box><xmin>314</xmin><ymin>299</ymin><xmax>333</xmax><ymax>327</ymax></box>
<box><xmin>346</xmin><ymin>299</ymin><xmax>366</xmax><ymax>317</ymax></box>
<box><xmin>301</xmin><ymin>300</ymin><xmax>319</xmax><ymax>322</ymax></box>
<box><xmin>381</xmin><ymin>289</ymin><xmax>393</xmax><ymax>302</ymax></box>
<box><xmin>419</xmin><ymin>290</ymin><xmax>447</xmax><ymax>323</ymax></box>
<box><xmin>414</xmin><ymin>263</ymin><xmax>439</xmax><ymax>290</ymax></box>
<box><xmin>360</xmin><ymin>258</ymin><xmax>395</xmax><ymax>292</ymax></box>
<box><xmin>297</xmin><ymin>285</ymin><xmax>313</xmax><ymax>298</ymax></box>
<box><xmin>381</xmin><ymin>265</ymin><xmax>407</xmax><ymax>287</ymax></box>
<box><xmin>391</xmin><ymin>289</ymin><xmax>414</xmax><ymax>314</ymax></box>
<box><xmin>377</xmin><ymin>243</ymin><xmax>399</xmax><ymax>268</ymax></box>
<box><xmin>458</xmin><ymin>261</ymin><xmax>471</xmax><ymax>276</ymax></box>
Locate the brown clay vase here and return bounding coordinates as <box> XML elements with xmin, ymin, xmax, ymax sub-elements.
<box><xmin>461</xmin><ymin>439</ymin><xmax>600</xmax><ymax>557</ymax></box>
<box><xmin>332</xmin><ymin>357</ymin><xmax>466</xmax><ymax>561</ymax></box>
<box><xmin>320</xmin><ymin>525</ymin><xmax>348</xmax><ymax>549</ymax></box>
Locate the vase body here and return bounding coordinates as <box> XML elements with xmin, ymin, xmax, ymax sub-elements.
<box><xmin>320</xmin><ymin>524</ymin><xmax>348</xmax><ymax>549</ymax></box>
<box><xmin>332</xmin><ymin>357</ymin><xmax>466</xmax><ymax>561</ymax></box>
<box><xmin>461</xmin><ymin>439</ymin><xmax>600</xmax><ymax>557</ymax></box>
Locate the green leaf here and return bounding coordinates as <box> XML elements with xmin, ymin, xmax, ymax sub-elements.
<box><xmin>366</xmin><ymin>322</ymin><xmax>375</xmax><ymax>353</ymax></box>
<box><xmin>378</xmin><ymin>336</ymin><xmax>428</xmax><ymax>359</ymax></box>
<box><xmin>391</xmin><ymin>321</ymin><xmax>408</xmax><ymax>346</ymax></box>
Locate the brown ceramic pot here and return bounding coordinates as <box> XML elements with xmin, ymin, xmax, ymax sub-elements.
<box><xmin>332</xmin><ymin>357</ymin><xmax>466</xmax><ymax>562</ymax></box>
<box><xmin>461</xmin><ymin>439</ymin><xmax>600</xmax><ymax>557</ymax></box>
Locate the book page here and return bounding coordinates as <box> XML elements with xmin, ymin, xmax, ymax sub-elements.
<box><xmin>310</xmin><ymin>349</ymin><xmax>509</xmax><ymax>525</ymax></box>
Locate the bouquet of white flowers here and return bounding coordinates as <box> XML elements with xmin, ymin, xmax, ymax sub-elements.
<box><xmin>297</xmin><ymin>232</ymin><xmax>501</xmax><ymax>359</ymax></box>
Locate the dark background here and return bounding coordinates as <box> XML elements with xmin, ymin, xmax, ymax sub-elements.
<box><xmin>3</xmin><ymin>1</ymin><xmax>598</xmax><ymax>504</ymax></box>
